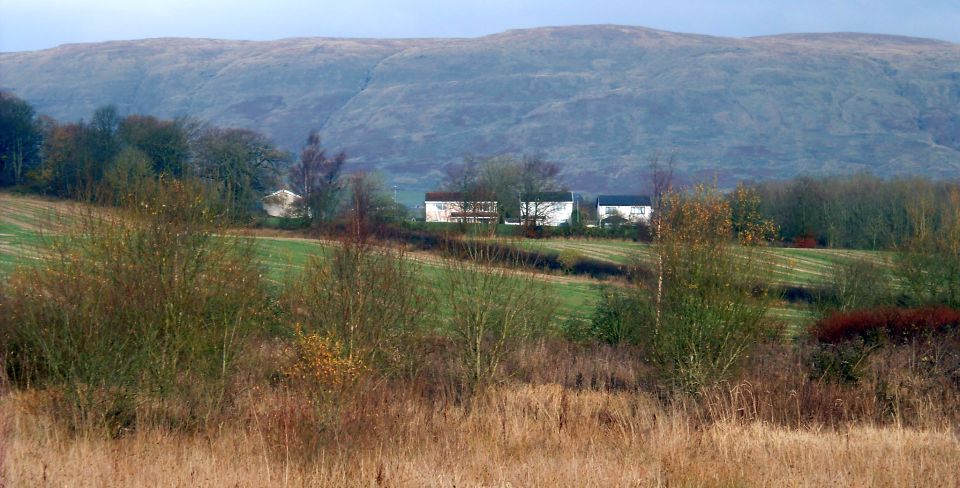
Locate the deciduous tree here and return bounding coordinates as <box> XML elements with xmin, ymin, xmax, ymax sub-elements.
<box><xmin>0</xmin><ymin>92</ymin><xmax>42</xmax><ymax>186</ymax></box>
<box><xmin>193</xmin><ymin>127</ymin><xmax>288</xmax><ymax>221</ymax></box>
<box><xmin>288</xmin><ymin>130</ymin><xmax>345</xmax><ymax>223</ymax></box>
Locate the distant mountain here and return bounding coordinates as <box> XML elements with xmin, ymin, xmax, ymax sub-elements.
<box><xmin>2</xmin><ymin>25</ymin><xmax>959</xmax><ymax>190</ymax></box>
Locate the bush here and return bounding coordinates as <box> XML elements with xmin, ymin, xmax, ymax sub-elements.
<box><xmin>894</xmin><ymin>188</ymin><xmax>960</xmax><ymax>308</ymax></box>
<box><xmin>0</xmin><ymin>179</ymin><xmax>270</xmax><ymax>434</ymax></box>
<box><xmin>285</xmin><ymin>240</ymin><xmax>426</xmax><ymax>374</ymax></box>
<box><xmin>441</xmin><ymin>243</ymin><xmax>558</xmax><ymax>389</ymax></box>
<box><xmin>556</xmin><ymin>248</ymin><xmax>583</xmax><ymax>273</ymax></box>
<box><xmin>813</xmin><ymin>306</ymin><xmax>960</xmax><ymax>344</ymax></box>
<box><xmin>282</xmin><ymin>326</ymin><xmax>367</xmax><ymax>418</ymax></box>
<box><xmin>642</xmin><ymin>186</ymin><xmax>774</xmax><ymax>391</ymax></box>
<box><xmin>253</xmin><ymin>215</ymin><xmax>311</xmax><ymax>230</ymax></box>
<box><xmin>810</xmin><ymin>340</ymin><xmax>876</xmax><ymax>384</ymax></box>
<box><xmin>816</xmin><ymin>259</ymin><xmax>895</xmax><ymax>315</ymax></box>
<box><xmin>588</xmin><ymin>286</ymin><xmax>650</xmax><ymax>345</ymax></box>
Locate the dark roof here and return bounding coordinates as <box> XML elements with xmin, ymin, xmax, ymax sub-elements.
<box><xmin>425</xmin><ymin>191</ymin><xmax>496</xmax><ymax>201</ymax></box>
<box><xmin>597</xmin><ymin>195</ymin><xmax>652</xmax><ymax>206</ymax></box>
<box><xmin>520</xmin><ymin>191</ymin><xmax>573</xmax><ymax>202</ymax></box>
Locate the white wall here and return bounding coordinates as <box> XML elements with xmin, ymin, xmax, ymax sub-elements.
<box><xmin>521</xmin><ymin>201</ymin><xmax>573</xmax><ymax>226</ymax></box>
<box><xmin>425</xmin><ymin>201</ymin><xmax>496</xmax><ymax>223</ymax></box>
<box><xmin>598</xmin><ymin>204</ymin><xmax>651</xmax><ymax>223</ymax></box>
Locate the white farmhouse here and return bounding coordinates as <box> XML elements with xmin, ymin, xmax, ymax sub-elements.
<box><xmin>424</xmin><ymin>192</ymin><xmax>498</xmax><ymax>223</ymax></box>
<box><xmin>520</xmin><ymin>191</ymin><xmax>574</xmax><ymax>226</ymax></box>
<box><xmin>597</xmin><ymin>195</ymin><xmax>652</xmax><ymax>224</ymax></box>
<box><xmin>262</xmin><ymin>189</ymin><xmax>303</xmax><ymax>218</ymax></box>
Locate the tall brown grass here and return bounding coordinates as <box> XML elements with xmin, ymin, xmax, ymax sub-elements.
<box><xmin>3</xmin><ymin>380</ymin><xmax>957</xmax><ymax>487</ymax></box>
<box><xmin>4</xmin><ymin>336</ymin><xmax>959</xmax><ymax>486</ymax></box>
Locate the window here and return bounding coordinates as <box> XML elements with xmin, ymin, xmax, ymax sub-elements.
<box><xmin>435</xmin><ymin>203</ymin><xmax>447</xmax><ymax>211</ymax></box>
<box><xmin>632</xmin><ymin>206</ymin><xmax>645</xmax><ymax>214</ymax></box>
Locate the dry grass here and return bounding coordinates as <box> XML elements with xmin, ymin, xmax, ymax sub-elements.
<box><xmin>3</xmin><ymin>382</ymin><xmax>958</xmax><ymax>487</ymax></box>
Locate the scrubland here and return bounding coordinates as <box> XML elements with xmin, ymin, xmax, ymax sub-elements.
<box><xmin>2</xmin><ymin>188</ymin><xmax>959</xmax><ymax>487</ymax></box>
<box><xmin>4</xmin><ymin>341</ymin><xmax>959</xmax><ymax>487</ymax></box>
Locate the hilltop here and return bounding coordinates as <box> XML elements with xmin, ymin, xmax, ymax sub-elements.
<box><xmin>2</xmin><ymin>25</ymin><xmax>959</xmax><ymax>190</ymax></box>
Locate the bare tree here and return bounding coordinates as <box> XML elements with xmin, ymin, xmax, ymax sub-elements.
<box><xmin>443</xmin><ymin>158</ymin><xmax>494</xmax><ymax>227</ymax></box>
<box><xmin>649</xmin><ymin>152</ymin><xmax>674</xmax><ymax>334</ymax></box>
<box><xmin>289</xmin><ymin>130</ymin><xmax>346</xmax><ymax>223</ymax></box>
<box><xmin>344</xmin><ymin>172</ymin><xmax>399</xmax><ymax>240</ymax></box>
<box><xmin>441</xmin><ymin>242</ymin><xmax>557</xmax><ymax>388</ymax></box>
<box><xmin>517</xmin><ymin>155</ymin><xmax>567</xmax><ymax>228</ymax></box>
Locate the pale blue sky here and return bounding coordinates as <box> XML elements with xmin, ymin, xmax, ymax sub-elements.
<box><xmin>1</xmin><ymin>0</ymin><xmax>958</xmax><ymax>52</ymax></box>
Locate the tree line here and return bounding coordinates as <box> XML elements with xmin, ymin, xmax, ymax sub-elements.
<box><xmin>0</xmin><ymin>92</ymin><xmax>296</xmax><ymax>221</ymax></box>
<box><xmin>744</xmin><ymin>173</ymin><xmax>960</xmax><ymax>250</ymax></box>
<box><xmin>0</xmin><ymin>92</ymin><xmax>384</xmax><ymax>225</ymax></box>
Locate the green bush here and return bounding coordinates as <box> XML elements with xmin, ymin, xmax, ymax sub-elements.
<box><xmin>557</xmin><ymin>248</ymin><xmax>583</xmax><ymax>273</ymax></box>
<box><xmin>896</xmin><ymin>246</ymin><xmax>960</xmax><ymax>308</ymax></box>
<box><xmin>810</xmin><ymin>340</ymin><xmax>877</xmax><ymax>384</ymax></box>
<box><xmin>588</xmin><ymin>286</ymin><xmax>650</xmax><ymax>345</ymax></box>
<box><xmin>640</xmin><ymin>187</ymin><xmax>773</xmax><ymax>392</ymax></box>
<box><xmin>253</xmin><ymin>215</ymin><xmax>312</xmax><ymax>230</ymax></box>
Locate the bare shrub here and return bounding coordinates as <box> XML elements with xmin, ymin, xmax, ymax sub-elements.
<box><xmin>0</xmin><ymin>179</ymin><xmax>270</xmax><ymax>434</ymax></box>
<box><xmin>441</xmin><ymin>242</ymin><xmax>558</xmax><ymax>389</ymax></box>
<box><xmin>816</xmin><ymin>259</ymin><xmax>895</xmax><ymax>315</ymax></box>
<box><xmin>284</xmin><ymin>240</ymin><xmax>426</xmax><ymax>375</ymax></box>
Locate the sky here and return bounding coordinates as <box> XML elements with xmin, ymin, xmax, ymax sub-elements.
<box><xmin>1</xmin><ymin>0</ymin><xmax>958</xmax><ymax>52</ymax></box>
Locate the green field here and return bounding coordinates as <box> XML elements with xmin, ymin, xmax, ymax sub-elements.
<box><xmin>252</xmin><ymin>236</ymin><xmax>597</xmax><ymax>323</ymax></box>
<box><xmin>1</xmin><ymin>192</ymin><xmax>890</xmax><ymax>333</ymax></box>
<box><xmin>498</xmin><ymin>237</ymin><xmax>891</xmax><ymax>286</ymax></box>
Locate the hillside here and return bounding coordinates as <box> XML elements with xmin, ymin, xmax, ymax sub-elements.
<box><xmin>2</xmin><ymin>25</ymin><xmax>959</xmax><ymax>190</ymax></box>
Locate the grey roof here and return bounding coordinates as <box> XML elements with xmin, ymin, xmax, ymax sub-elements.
<box><xmin>597</xmin><ymin>195</ymin><xmax>652</xmax><ymax>206</ymax></box>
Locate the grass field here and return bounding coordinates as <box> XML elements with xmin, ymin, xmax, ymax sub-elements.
<box><xmin>0</xmin><ymin>193</ymin><xmax>69</xmax><ymax>274</ymax></box>
<box><xmin>0</xmin><ymin>192</ymin><xmax>888</xmax><ymax>332</ymax></box>
<box><xmin>500</xmin><ymin>236</ymin><xmax>891</xmax><ymax>285</ymax></box>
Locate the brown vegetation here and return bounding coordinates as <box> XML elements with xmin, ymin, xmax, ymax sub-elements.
<box><xmin>814</xmin><ymin>306</ymin><xmax>960</xmax><ymax>343</ymax></box>
<box><xmin>3</xmin><ymin>337</ymin><xmax>959</xmax><ymax>486</ymax></box>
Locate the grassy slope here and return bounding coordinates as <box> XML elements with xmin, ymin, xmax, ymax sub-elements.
<box><xmin>0</xmin><ymin>192</ymin><xmax>891</xmax><ymax>333</ymax></box>
<box><xmin>253</xmin><ymin>236</ymin><xmax>597</xmax><ymax>323</ymax></box>
<box><xmin>503</xmin><ymin>237</ymin><xmax>891</xmax><ymax>285</ymax></box>
<box><xmin>0</xmin><ymin>193</ymin><xmax>69</xmax><ymax>274</ymax></box>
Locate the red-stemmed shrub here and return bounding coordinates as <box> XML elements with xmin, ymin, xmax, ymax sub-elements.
<box><xmin>813</xmin><ymin>306</ymin><xmax>960</xmax><ymax>344</ymax></box>
<box><xmin>793</xmin><ymin>234</ymin><xmax>818</xmax><ymax>248</ymax></box>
